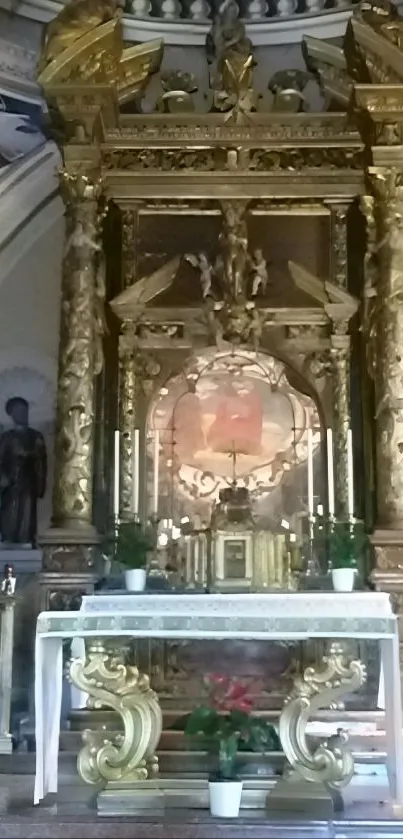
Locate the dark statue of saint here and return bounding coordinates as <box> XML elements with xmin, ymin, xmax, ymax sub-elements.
<box><xmin>0</xmin><ymin>397</ymin><xmax>47</xmax><ymax>547</ymax></box>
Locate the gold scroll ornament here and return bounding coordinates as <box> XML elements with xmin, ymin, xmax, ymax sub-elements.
<box><xmin>69</xmin><ymin>640</ymin><xmax>163</xmax><ymax>784</ymax></box>
<box><xmin>279</xmin><ymin>642</ymin><xmax>366</xmax><ymax>788</ymax></box>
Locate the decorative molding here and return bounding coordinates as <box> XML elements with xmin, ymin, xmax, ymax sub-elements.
<box><xmin>0</xmin><ymin>0</ymin><xmax>371</xmax><ymax>47</ymax></box>
<box><xmin>0</xmin><ymin>35</ymin><xmax>36</xmax><ymax>80</ymax></box>
<box><xmin>0</xmin><ymin>141</ymin><xmax>63</xmax><ymax>286</ymax></box>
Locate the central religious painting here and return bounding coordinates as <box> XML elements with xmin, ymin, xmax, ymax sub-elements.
<box><xmin>149</xmin><ymin>350</ymin><xmax>319</xmax><ymax>524</ymax></box>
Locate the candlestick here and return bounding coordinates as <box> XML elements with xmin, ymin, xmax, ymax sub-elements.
<box><xmin>307</xmin><ymin>428</ymin><xmax>314</xmax><ymax>516</ymax></box>
<box><xmin>113</xmin><ymin>430</ymin><xmax>120</xmax><ymax>519</ymax></box>
<box><xmin>153</xmin><ymin>429</ymin><xmax>160</xmax><ymax>515</ymax></box>
<box><xmin>347</xmin><ymin>428</ymin><xmax>354</xmax><ymax>519</ymax></box>
<box><xmin>132</xmin><ymin>428</ymin><xmax>139</xmax><ymax>517</ymax></box>
<box><xmin>327</xmin><ymin>428</ymin><xmax>335</xmax><ymax>518</ymax></box>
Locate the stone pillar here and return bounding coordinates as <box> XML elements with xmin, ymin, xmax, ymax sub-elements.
<box><xmin>329</xmin><ymin>203</ymin><xmax>349</xmax><ymax>289</ymax></box>
<box><xmin>39</xmin><ymin>170</ymin><xmax>105</xmax><ymax>601</ymax></box>
<box><xmin>330</xmin><ymin>325</ymin><xmax>351</xmax><ymax>519</ymax></box>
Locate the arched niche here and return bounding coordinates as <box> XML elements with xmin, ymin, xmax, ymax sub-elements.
<box><xmin>147</xmin><ymin>347</ymin><xmax>323</xmax><ymax>531</ymax></box>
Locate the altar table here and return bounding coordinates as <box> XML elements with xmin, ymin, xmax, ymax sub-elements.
<box><xmin>34</xmin><ymin>592</ymin><xmax>403</xmax><ymax>807</ymax></box>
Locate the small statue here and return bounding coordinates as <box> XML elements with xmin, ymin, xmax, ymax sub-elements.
<box><xmin>185</xmin><ymin>253</ymin><xmax>213</xmax><ymax>299</ymax></box>
<box><xmin>64</xmin><ymin>220</ymin><xmax>101</xmax><ymax>259</ymax></box>
<box><xmin>0</xmin><ymin>398</ymin><xmax>47</xmax><ymax>547</ymax></box>
<box><xmin>250</xmin><ymin>249</ymin><xmax>269</xmax><ymax>297</ymax></box>
<box><xmin>205</xmin><ymin>0</ymin><xmax>254</xmax><ymax>114</ymax></box>
<box><xmin>1</xmin><ymin>564</ymin><xmax>16</xmax><ymax>596</ymax></box>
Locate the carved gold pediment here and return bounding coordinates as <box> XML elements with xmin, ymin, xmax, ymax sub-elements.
<box><xmin>302</xmin><ymin>36</ymin><xmax>352</xmax><ymax>108</ymax></box>
<box><xmin>288</xmin><ymin>261</ymin><xmax>358</xmax><ymax>322</ymax></box>
<box><xmin>110</xmin><ymin>257</ymin><xmax>181</xmax><ymax>321</ymax></box>
<box><xmin>38</xmin><ymin>18</ymin><xmax>122</xmax><ymax>86</ymax></box>
<box><xmin>118</xmin><ymin>40</ymin><xmax>164</xmax><ymax>104</ymax></box>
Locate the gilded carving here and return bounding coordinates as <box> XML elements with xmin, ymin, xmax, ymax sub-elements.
<box><xmin>102</xmin><ymin>146</ymin><xmax>363</xmax><ymax>174</ymax></box>
<box><xmin>118</xmin><ymin>351</ymin><xmax>138</xmax><ymax>519</ymax></box>
<box><xmin>206</xmin><ymin>0</ymin><xmax>255</xmax><ymax>118</ymax></box>
<box><xmin>330</xmin><ymin>330</ymin><xmax>351</xmax><ymax>519</ymax></box>
<box><xmin>37</xmin><ymin>0</ymin><xmax>123</xmax><ymax>78</ymax></box>
<box><xmin>52</xmin><ymin>170</ymin><xmax>104</xmax><ymax>530</ymax></box>
<box><xmin>359</xmin><ymin>194</ymin><xmax>378</xmax><ymax>380</ymax></box>
<box><xmin>69</xmin><ymin>640</ymin><xmax>162</xmax><ymax>785</ymax></box>
<box><xmin>329</xmin><ymin>205</ymin><xmax>348</xmax><ymax>289</ymax></box>
<box><xmin>280</xmin><ymin>643</ymin><xmax>366</xmax><ymax>788</ymax></box>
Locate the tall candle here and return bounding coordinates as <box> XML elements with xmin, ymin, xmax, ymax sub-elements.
<box><xmin>153</xmin><ymin>429</ymin><xmax>160</xmax><ymax>515</ymax></box>
<box><xmin>132</xmin><ymin>428</ymin><xmax>139</xmax><ymax>517</ymax></box>
<box><xmin>327</xmin><ymin>428</ymin><xmax>335</xmax><ymax>518</ymax></box>
<box><xmin>347</xmin><ymin>428</ymin><xmax>354</xmax><ymax>519</ymax></box>
<box><xmin>307</xmin><ymin>428</ymin><xmax>314</xmax><ymax>516</ymax></box>
<box><xmin>113</xmin><ymin>430</ymin><xmax>120</xmax><ymax>519</ymax></box>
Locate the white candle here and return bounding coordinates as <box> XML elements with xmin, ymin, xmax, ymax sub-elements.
<box><xmin>347</xmin><ymin>428</ymin><xmax>354</xmax><ymax>519</ymax></box>
<box><xmin>132</xmin><ymin>428</ymin><xmax>139</xmax><ymax>517</ymax></box>
<box><xmin>327</xmin><ymin>428</ymin><xmax>335</xmax><ymax>518</ymax></box>
<box><xmin>113</xmin><ymin>430</ymin><xmax>120</xmax><ymax>519</ymax></box>
<box><xmin>153</xmin><ymin>430</ymin><xmax>160</xmax><ymax>515</ymax></box>
<box><xmin>307</xmin><ymin>428</ymin><xmax>314</xmax><ymax>516</ymax></box>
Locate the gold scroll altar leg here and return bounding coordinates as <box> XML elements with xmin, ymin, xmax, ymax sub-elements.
<box><xmin>69</xmin><ymin>640</ymin><xmax>163</xmax><ymax>794</ymax></box>
<box><xmin>268</xmin><ymin>642</ymin><xmax>366</xmax><ymax>817</ymax></box>
<box><xmin>39</xmin><ymin>171</ymin><xmax>104</xmax><ymax>605</ymax></box>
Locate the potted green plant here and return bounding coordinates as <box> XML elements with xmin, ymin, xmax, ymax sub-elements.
<box><xmin>174</xmin><ymin>674</ymin><xmax>280</xmax><ymax>818</ymax></box>
<box><xmin>328</xmin><ymin>520</ymin><xmax>366</xmax><ymax>592</ymax></box>
<box><xmin>112</xmin><ymin>520</ymin><xmax>153</xmax><ymax>591</ymax></box>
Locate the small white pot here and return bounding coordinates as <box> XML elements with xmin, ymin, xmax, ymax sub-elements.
<box><xmin>209</xmin><ymin>780</ymin><xmax>243</xmax><ymax>818</ymax></box>
<box><xmin>331</xmin><ymin>567</ymin><xmax>356</xmax><ymax>593</ymax></box>
<box><xmin>124</xmin><ymin>568</ymin><xmax>146</xmax><ymax>592</ymax></box>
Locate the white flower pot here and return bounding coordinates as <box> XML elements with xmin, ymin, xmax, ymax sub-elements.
<box><xmin>124</xmin><ymin>568</ymin><xmax>146</xmax><ymax>592</ymax></box>
<box><xmin>332</xmin><ymin>567</ymin><xmax>355</xmax><ymax>593</ymax></box>
<box><xmin>209</xmin><ymin>780</ymin><xmax>243</xmax><ymax>818</ymax></box>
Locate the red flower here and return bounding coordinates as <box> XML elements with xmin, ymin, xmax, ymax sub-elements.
<box><xmin>205</xmin><ymin>674</ymin><xmax>255</xmax><ymax>714</ymax></box>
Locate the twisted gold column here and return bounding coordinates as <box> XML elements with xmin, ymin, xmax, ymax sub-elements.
<box><xmin>370</xmin><ymin>169</ymin><xmax>403</xmax><ymax>527</ymax></box>
<box><xmin>52</xmin><ymin>171</ymin><xmax>104</xmax><ymax>533</ymax></box>
<box><xmin>118</xmin><ymin>208</ymin><xmax>139</xmax><ymax>520</ymax></box>
<box><xmin>330</xmin><ymin>328</ymin><xmax>351</xmax><ymax>519</ymax></box>
<box><xmin>329</xmin><ymin>203</ymin><xmax>349</xmax><ymax>289</ymax></box>
<box><xmin>118</xmin><ymin>345</ymin><xmax>139</xmax><ymax>519</ymax></box>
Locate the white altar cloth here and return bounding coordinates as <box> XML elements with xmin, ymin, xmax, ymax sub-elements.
<box><xmin>34</xmin><ymin>591</ymin><xmax>403</xmax><ymax>806</ymax></box>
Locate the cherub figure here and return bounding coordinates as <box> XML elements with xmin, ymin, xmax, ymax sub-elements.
<box><xmin>250</xmin><ymin>248</ymin><xmax>269</xmax><ymax>297</ymax></box>
<box><xmin>185</xmin><ymin>253</ymin><xmax>213</xmax><ymax>299</ymax></box>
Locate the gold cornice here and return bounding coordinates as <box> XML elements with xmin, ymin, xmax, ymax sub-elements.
<box><xmin>104</xmin><ymin>112</ymin><xmax>362</xmax><ymax>147</ymax></box>
<box><xmin>354</xmin><ymin>83</ymin><xmax>403</xmax><ymax>115</ymax></box>
<box><xmin>102</xmin><ymin>170</ymin><xmax>365</xmax><ymax>201</ymax></box>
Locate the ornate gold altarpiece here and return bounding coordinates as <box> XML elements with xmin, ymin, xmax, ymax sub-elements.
<box><xmin>34</xmin><ymin>0</ymin><xmax>403</xmax><ymax>705</ymax></box>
